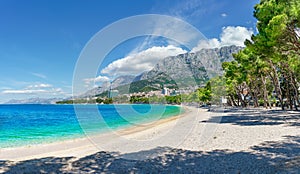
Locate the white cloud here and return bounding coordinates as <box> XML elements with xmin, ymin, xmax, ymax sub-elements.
<box><xmin>191</xmin><ymin>26</ymin><xmax>253</xmax><ymax>52</ymax></box>
<box><xmin>220</xmin><ymin>26</ymin><xmax>253</xmax><ymax>46</ymax></box>
<box><xmin>101</xmin><ymin>45</ymin><xmax>187</xmax><ymax>76</ymax></box>
<box><xmin>2</xmin><ymin>89</ymin><xmax>47</xmax><ymax>94</ymax></box>
<box><xmin>28</xmin><ymin>83</ymin><xmax>52</xmax><ymax>88</ymax></box>
<box><xmin>191</xmin><ymin>39</ymin><xmax>221</xmax><ymax>50</ymax></box>
<box><xmin>95</xmin><ymin>76</ymin><xmax>110</xmax><ymax>82</ymax></box>
<box><xmin>221</xmin><ymin>13</ymin><xmax>227</xmax><ymax>17</ymax></box>
<box><xmin>84</xmin><ymin>75</ymin><xmax>110</xmax><ymax>84</ymax></box>
<box><xmin>31</xmin><ymin>73</ymin><xmax>47</xmax><ymax>79</ymax></box>
<box><xmin>1</xmin><ymin>83</ymin><xmax>65</xmax><ymax>95</ymax></box>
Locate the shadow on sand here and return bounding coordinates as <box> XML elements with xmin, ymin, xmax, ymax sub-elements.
<box><xmin>1</xmin><ymin>136</ymin><xmax>299</xmax><ymax>173</ymax></box>
<box><xmin>202</xmin><ymin>108</ymin><xmax>300</xmax><ymax>127</ymax></box>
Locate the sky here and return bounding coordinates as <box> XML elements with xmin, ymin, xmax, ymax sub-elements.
<box><xmin>0</xmin><ymin>0</ymin><xmax>259</xmax><ymax>103</ymax></box>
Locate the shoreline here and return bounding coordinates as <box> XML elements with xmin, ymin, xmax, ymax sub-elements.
<box><xmin>0</xmin><ymin>104</ymin><xmax>182</xmax><ymax>149</ymax></box>
<box><xmin>1</xmin><ymin>106</ymin><xmax>299</xmax><ymax>173</ymax></box>
<box><xmin>0</xmin><ymin>105</ymin><xmax>190</xmax><ymax>161</ymax></box>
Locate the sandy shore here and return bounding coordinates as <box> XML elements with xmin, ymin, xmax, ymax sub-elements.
<box><xmin>0</xmin><ymin>106</ymin><xmax>191</xmax><ymax>161</ymax></box>
<box><xmin>1</xmin><ymin>106</ymin><xmax>299</xmax><ymax>173</ymax></box>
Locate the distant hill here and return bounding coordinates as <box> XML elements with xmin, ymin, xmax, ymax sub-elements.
<box><xmin>5</xmin><ymin>98</ymin><xmax>62</xmax><ymax>104</ymax></box>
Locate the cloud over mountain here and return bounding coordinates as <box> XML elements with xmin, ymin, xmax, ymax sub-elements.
<box><xmin>101</xmin><ymin>45</ymin><xmax>187</xmax><ymax>76</ymax></box>
<box><xmin>191</xmin><ymin>26</ymin><xmax>253</xmax><ymax>52</ymax></box>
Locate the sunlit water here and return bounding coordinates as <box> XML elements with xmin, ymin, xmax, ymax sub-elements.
<box><xmin>0</xmin><ymin>104</ymin><xmax>182</xmax><ymax>148</ymax></box>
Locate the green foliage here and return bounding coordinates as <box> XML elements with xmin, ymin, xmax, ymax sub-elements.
<box><xmin>56</xmin><ymin>97</ymin><xmax>113</xmax><ymax>104</ymax></box>
<box><xmin>112</xmin><ymin>95</ymin><xmax>130</xmax><ymax>103</ymax></box>
<box><xmin>56</xmin><ymin>98</ymin><xmax>95</xmax><ymax>104</ymax></box>
<box><xmin>103</xmin><ymin>98</ymin><xmax>113</xmax><ymax>104</ymax></box>
<box><xmin>196</xmin><ymin>76</ymin><xmax>226</xmax><ymax>105</ymax></box>
<box><xmin>128</xmin><ymin>80</ymin><xmax>161</xmax><ymax>93</ymax></box>
<box><xmin>220</xmin><ymin>0</ymin><xmax>300</xmax><ymax>110</ymax></box>
<box><xmin>148</xmin><ymin>95</ymin><xmax>165</xmax><ymax>104</ymax></box>
<box><xmin>197</xmin><ymin>82</ymin><xmax>211</xmax><ymax>104</ymax></box>
<box><xmin>129</xmin><ymin>96</ymin><xmax>149</xmax><ymax>104</ymax></box>
<box><xmin>97</xmin><ymin>74</ymin><xmax>208</xmax><ymax>97</ymax></box>
<box><xmin>56</xmin><ymin>100</ymin><xmax>73</xmax><ymax>104</ymax></box>
<box><xmin>165</xmin><ymin>95</ymin><xmax>181</xmax><ymax>104</ymax></box>
<box><xmin>129</xmin><ymin>95</ymin><xmax>182</xmax><ymax>105</ymax></box>
<box><xmin>96</xmin><ymin>98</ymin><xmax>103</xmax><ymax>103</ymax></box>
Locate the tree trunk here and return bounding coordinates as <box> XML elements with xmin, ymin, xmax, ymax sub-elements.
<box><xmin>249</xmin><ymin>90</ymin><xmax>259</xmax><ymax>107</ymax></box>
<box><xmin>287</xmin><ymin>85</ymin><xmax>293</xmax><ymax>110</ymax></box>
<box><xmin>236</xmin><ymin>87</ymin><xmax>247</xmax><ymax>107</ymax></box>
<box><xmin>229</xmin><ymin>94</ymin><xmax>238</xmax><ymax>106</ymax></box>
<box><xmin>282</xmin><ymin>62</ymin><xmax>298</xmax><ymax>110</ymax></box>
<box><xmin>261</xmin><ymin>75</ymin><xmax>271</xmax><ymax>109</ymax></box>
<box><xmin>268</xmin><ymin>60</ymin><xmax>284</xmax><ymax>110</ymax></box>
<box><xmin>251</xmin><ymin>81</ymin><xmax>260</xmax><ymax>107</ymax></box>
<box><xmin>253</xmin><ymin>87</ymin><xmax>260</xmax><ymax>107</ymax></box>
<box><xmin>287</xmin><ymin>67</ymin><xmax>299</xmax><ymax>110</ymax></box>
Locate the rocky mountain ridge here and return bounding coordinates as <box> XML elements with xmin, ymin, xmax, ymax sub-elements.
<box><xmin>81</xmin><ymin>45</ymin><xmax>243</xmax><ymax>97</ymax></box>
<box><xmin>102</xmin><ymin>45</ymin><xmax>242</xmax><ymax>96</ymax></box>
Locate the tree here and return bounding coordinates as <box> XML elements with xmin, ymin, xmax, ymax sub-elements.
<box><xmin>198</xmin><ymin>81</ymin><xmax>211</xmax><ymax>104</ymax></box>
<box><xmin>103</xmin><ymin>98</ymin><xmax>113</xmax><ymax>104</ymax></box>
<box><xmin>221</xmin><ymin>0</ymin><xmax>300</xmax><ymax>110</ymax></box>
<box><xmin>253</xmin><ymin>0</ymin><xmax>300</xmax><ymax>110</ymax></box>
<box><xmin>96</xmin><ymin>98</ymin><xmax>103</xmax><ymax>104</ymax></box>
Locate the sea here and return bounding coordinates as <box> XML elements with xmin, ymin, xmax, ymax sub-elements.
<box><xmin>0</xmin><ymin>104</ymin><xmax>182</xmax><ymax>148</ymax></box>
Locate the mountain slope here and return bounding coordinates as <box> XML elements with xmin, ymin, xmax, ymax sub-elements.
<box><xmin>80</xmin><ymin>75</ymin><xmax>135</xmax><ymax>97</ymax></box>
<box><xmin>141</xmin><ymin>45</ymin><xmax>242</xmax><ymax>81</ymax></box>
<box><xmin>90</xmin><ymin>45</ymin><xmax>243</xmax><ymax>96</ymax></box>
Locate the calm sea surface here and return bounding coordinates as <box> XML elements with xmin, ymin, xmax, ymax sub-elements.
<box><xmin>0</xmin><ymin>104</ymin><xmax>181</xmax><ymax>148</ymax></box>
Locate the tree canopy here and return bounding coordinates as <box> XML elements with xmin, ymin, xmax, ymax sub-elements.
<box><xmin>218</xmin><ymin>0</ymin><xmax>300</xmax><ymax>110</ymax></box>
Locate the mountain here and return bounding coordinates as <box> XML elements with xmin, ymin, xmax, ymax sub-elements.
<box><xmin>80</xmin><ymin>75</ymin><xmax>135</xmax><ymax>97</ymax></box>
<box><xmin>87</xmin><ymin>45</ymin><xmax>243</xmax><ymax>97</ymax></box>
<box><xmin>131</xmin><ymin>45</ymin><xmax>243</xmax><ymax>91</ymax></box>
<box><xmin>217</xmin><ymin>45</ymin><xmax>243</xmax><ymax>62</ymax></box>
<box><xmin>110</xmin><ymin>75</ymin><xmax>137</xmax><ymax>88</ymax></box>
<box><xmin>140</xmin><ymin>45</ymin><xmax>242</xmax><ymax>82</ymax></box>
<box><xmin>5</xmin><ymin>97</ymin><xmax>62</xmax><ymax>104</ymax></box>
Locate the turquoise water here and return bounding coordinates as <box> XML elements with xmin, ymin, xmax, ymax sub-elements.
<box><xmin>0</xmin><ymin>104</ymin><xmax>181</xmax><ymax>148</ymax></box>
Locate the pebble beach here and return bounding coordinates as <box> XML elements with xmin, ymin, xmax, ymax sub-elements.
<box><xmin>0</xmin><ymin>106</ymin><xmax>299</xmax><ymax>173</ymax></box>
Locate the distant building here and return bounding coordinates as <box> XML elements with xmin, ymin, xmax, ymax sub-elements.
<box><xmin>162</xmin><ymin>87</ymin><xmax>170</xmax><ymax>96</ymax></box>
<box><xmin>170</xmin><ymin>89</ymin><xmax>179</xmax><ymax>96</ymax></box>
<box><xmin>221</xmin><ymin>96</ymin><xmax>227</xmax><ymax>104</ymax></box>
<box><xmin>177</xmin><ymin>88</ymin><xmax>194</xmax><ymax>94</ymax></box>
<box><xmin>148</xmin><ymin>90</ymin><xmax>162</xmax><ymax>97</ymax></box>
<box><xmin>130</xmin><ymin>92</ymin><xmax>146</xmax><ymax>97</ymax></box>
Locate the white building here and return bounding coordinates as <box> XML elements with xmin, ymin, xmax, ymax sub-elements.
<box><xmin>162</xmin><ymin>87</ymin><xmax>170</xmax><ymax>96</ymax></box>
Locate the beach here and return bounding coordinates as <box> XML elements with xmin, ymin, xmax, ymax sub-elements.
<box><xmin>0</xmin><ymin>106</ymin><xmax>299</xmax><ymax>173</ymax></box>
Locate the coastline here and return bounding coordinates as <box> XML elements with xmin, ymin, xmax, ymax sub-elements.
<box><xmin>0</xmin><ymin>104</ymin><xmax>182</xmax><ymax>149</ymax></box>
<box><xmin>1</xmin><ymin>106</ymin><xmax>299</xmax><ymax>173</ymax></box>
<box><xmin>0</xmin><ymin>105</ymin><xmax>189</xmax><ymax>162</ymax></box>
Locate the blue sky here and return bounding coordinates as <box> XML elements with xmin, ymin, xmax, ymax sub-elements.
<box><xmin>0</xmin><ymin>0</ymin><xmax>259</xmax><ymax>103</ymax></box>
